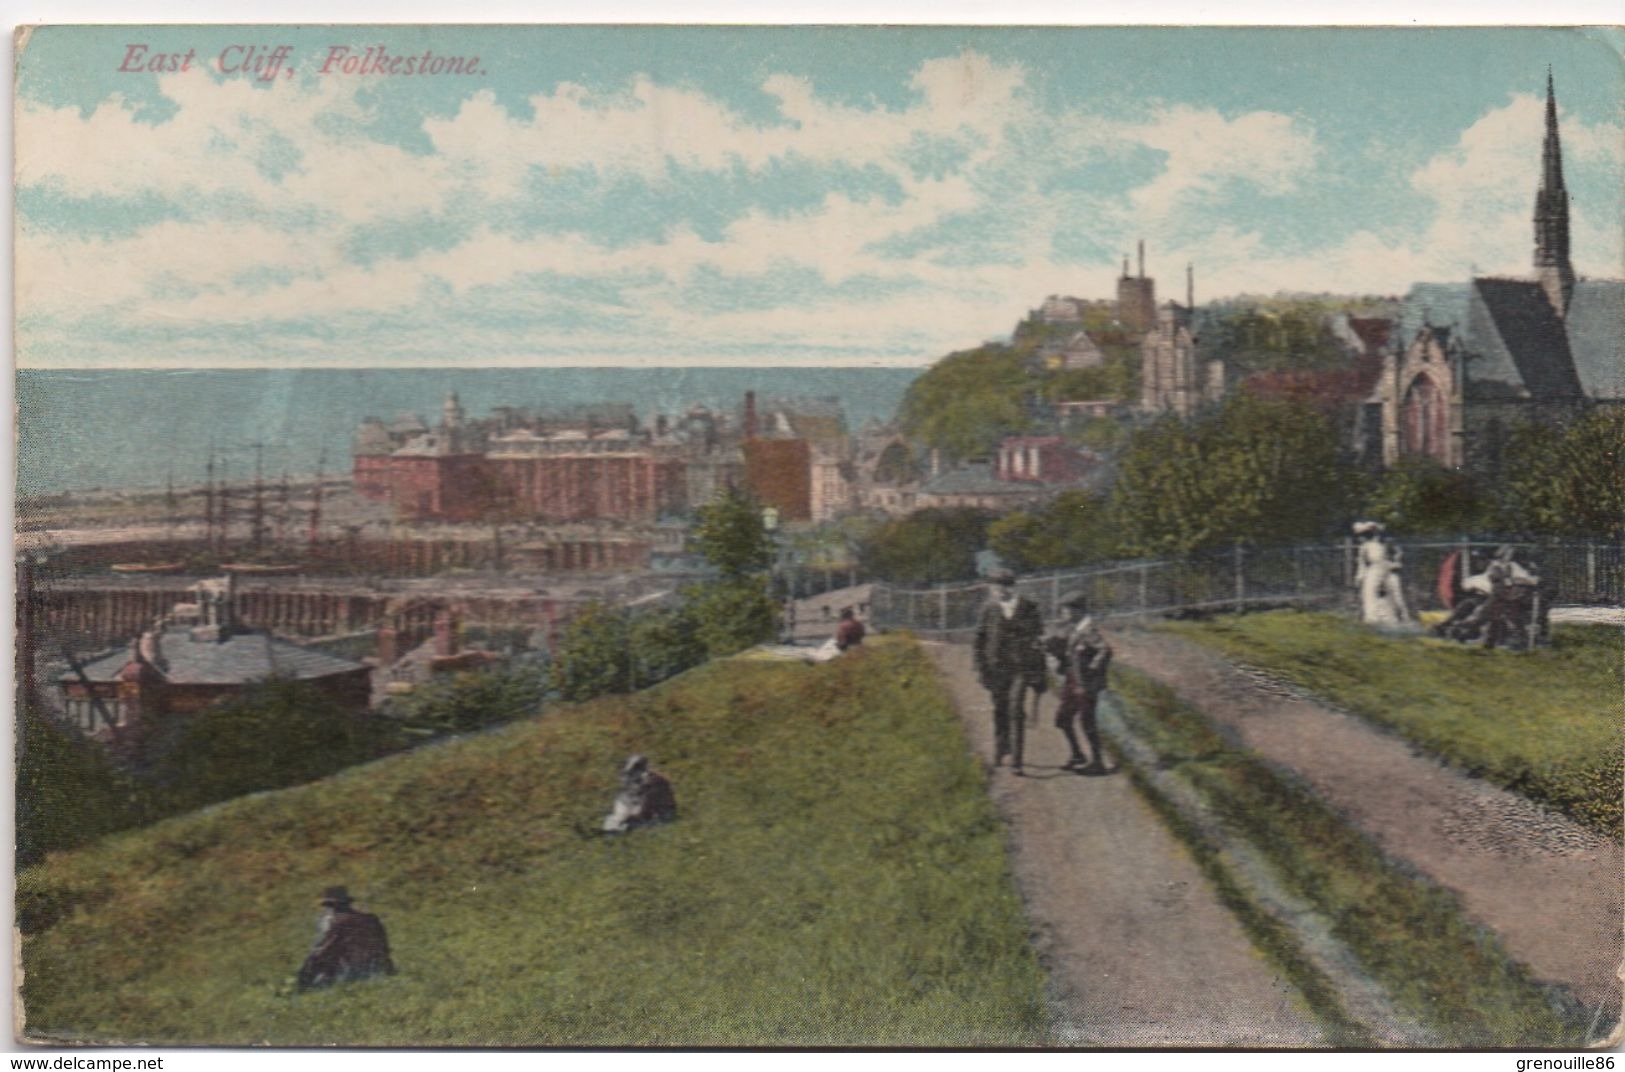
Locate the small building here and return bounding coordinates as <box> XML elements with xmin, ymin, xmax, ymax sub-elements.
<box><xmin>915</xmin><ymin>463</ymin><xmax>1053</xmax><ymax>512</ymax></box>
<box><xmin>58</xmin><ymin>577</ymin><xmax>371</xmax><ymax>741</ymax></box>
<box><xmin>995</xmin><ymin>436</ymin><xmax>1100</xmax><ymax>485</ymax></box>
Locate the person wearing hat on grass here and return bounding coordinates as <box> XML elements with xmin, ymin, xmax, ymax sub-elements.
<box><xmin>296</xmin><ymin>886</ymin><xmax>395</xmax><ymax>992</ymax></box>
<box><xmin>601</xmin><ymin>754</ymin><xmax>678</xmax><ymax>833</ymax></box>
<box><xmin>973</xmin><ymin>568</ymin><xmax>1047</xmax><ymax>774</ymax></box>
<box><xmin>1048</xmin><ymin>590</ymin><xmax>1113</xmax><ymax>774</ymax></box>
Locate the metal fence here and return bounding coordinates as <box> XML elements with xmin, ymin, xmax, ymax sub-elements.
<box><xmin>870</xmin><ymin>539</ymin><xmax>1623</xmax><ymax>639</ymax></box>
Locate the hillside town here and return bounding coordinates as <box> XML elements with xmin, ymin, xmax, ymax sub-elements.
<box><xmin>23</xmin><ymin>73</ymin><xmax>1624</xmax><ymax>760</ymax></box>
<box><xmin>15</xmin><ymin>23</ymin><xmax>1625</xmax><ymax>1053</ymax></box>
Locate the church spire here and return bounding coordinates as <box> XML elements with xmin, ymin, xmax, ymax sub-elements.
<box><xmin>1534</xmin><ymin>68</ymin><xmax>1575</xmax><ymax>317</ymax></box>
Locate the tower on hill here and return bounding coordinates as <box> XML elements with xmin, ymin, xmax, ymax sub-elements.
<box><xmin>1116</xmin><ymin>239</ymin><xmax>1156</xmax><ymax>333</ymax></box>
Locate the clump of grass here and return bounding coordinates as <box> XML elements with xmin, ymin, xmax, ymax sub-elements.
<box><xmin>1111</xmin><ymin>667</ymin><xmax>1596</xmax><ymax>1048</ymax></box>
<box><xmin>1162</xmin><ymin>613</ymin><xmax>1623</xmax><ymax>839</ymax></box>
<box><xmin>19</xmin><ymin>639</ymin><xmax>1048</xmax><ymax>1047</ymax></box>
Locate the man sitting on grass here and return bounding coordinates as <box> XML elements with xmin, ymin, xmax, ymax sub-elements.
<box><xmin>296</xmin><ymin>886</ymin><xmax>395</xmax><ymax>992</ymax></box>
<box><xmin>602</xmin><ymin>754</ymin><xmax>678</xmax><ymax>833</ymax></box>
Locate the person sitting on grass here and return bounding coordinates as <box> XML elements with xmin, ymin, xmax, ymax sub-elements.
<box><xmin>296</xmin><ymin>886</ymin><xmax>395</xmax><ymax>993</ymax></box>
<box><xmin>835</xmin><ymin>607</ymin><xmax>867</xmax><ymax>652</ymax></box>
<box><xmin>601</xmin><ymin>754</ymin><xmax>678</xmax><ymax>833</ymax></box>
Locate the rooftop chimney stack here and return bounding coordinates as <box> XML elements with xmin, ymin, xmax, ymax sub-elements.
<box><xmin>1138</xmin><ymin>240</ymin><xmax>1145</xmax><ymax>279</ymax></box>
<box><xmin>743</xmin><ymin>391</ymin><xmax>759</xmax><ymax>440</ymax></box>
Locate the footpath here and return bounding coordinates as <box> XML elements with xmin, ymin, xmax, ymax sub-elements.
<box><xmin>1110</xmin><ymin>626</ymin><xmax>1624</xmax><ymax>1014</ymax></box>
<box><xmin>922</xmin><ymin>641</ymin><xmax>1323</xmax><ymax>1047</ymax></box>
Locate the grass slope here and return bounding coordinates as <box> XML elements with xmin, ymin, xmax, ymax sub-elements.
<box><xmin>19</xmin><ymin>638</ymin><xmax>1048</xmax><ymax>1047</ymax></box>
<box><xmin>1162</xmin><ymin>612</ymin><xmax>1624</xmax><ymax>838</ymax></box>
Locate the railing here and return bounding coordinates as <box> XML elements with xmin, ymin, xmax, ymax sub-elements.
<box><xmin>869</xmin><ymin>539</ymin><xmax>1623</xmax><ymax>639</ymax></box>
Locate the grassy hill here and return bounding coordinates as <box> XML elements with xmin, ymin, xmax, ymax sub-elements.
<box><xmin>19</xmin><ymin>638</ymin><xmax>1048</xmax><ymax>1047</ymax></box>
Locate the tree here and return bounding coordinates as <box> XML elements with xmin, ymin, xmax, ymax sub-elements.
<box><xmin>897</xmin><ymin>345</ymin><xmax>1037</xmax><ymax>462</ymax></box>
<box><xmin>1110</xmin><ymin>394</ymin><xmax>1359</xmax><ymax>555</ymax></box>
<box><xmin>1363</xmin><ymin>458</ymin><xmax>1488</xmax><ymax>537</ymax></box>
<box><xmin>1206</xmin><ymin>303</ymin><xmax>1347</xmax><ymax>375</ymax></box>
<box><xmin>690</xmin><ymin>484</ymin><xmax>774</xmax><ymax>580</ymax></box>
<box><xmin>988</xmin><ymin>491</ymin><xmax>1124</xmax><ymax>572</ymax></box>
<box><xmin>1499</xmin><ymin>409</ymin><xmax>1625</xmax><ymax>538</ymax></box>
<box><xmin>859</xmin><ymin>507</ymin><xmax>994</xmax><ymax>585</ymax></box>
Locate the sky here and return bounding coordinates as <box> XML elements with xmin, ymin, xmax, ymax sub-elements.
<box><xmin>13</xmin><ymin>25</ymin><xmax>1625</xmax><ymax>369</ymax></box>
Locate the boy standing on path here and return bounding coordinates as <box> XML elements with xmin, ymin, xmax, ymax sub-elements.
<box><xmin>1049</xmin><ymin>590</ymin><xmax>1113</xmax><ymax>774</ymax></box>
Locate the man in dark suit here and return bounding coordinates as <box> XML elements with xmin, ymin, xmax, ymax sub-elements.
<box><xmin>297</xmin><ymin>886</ymin><xmax>395</xmax><ymax>992</ymax></box>
<box><xmin>973</xmin><ymin>569</ymin><xmax>1047</xmax><ymax>774</ymax></box>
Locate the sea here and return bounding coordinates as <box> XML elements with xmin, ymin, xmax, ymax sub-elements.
<box><xmin>16</xmin><ymin>367</ymin><xmax>923</xmax><ymax>496</ymax></box>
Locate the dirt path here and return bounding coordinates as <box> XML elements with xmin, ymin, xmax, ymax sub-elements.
<box><xmin>1110</xmin><ymin>626</ymin><xmax>1624</xmax><ymax>1013</ymax></box>
<box><xmin>921</xmin><ymin>641</ymin><xmax>1323</xmax><ymax>1047</ymax></box>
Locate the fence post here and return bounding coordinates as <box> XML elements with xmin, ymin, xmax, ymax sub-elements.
<box><xmin>937</xmin><ymin>586</ymin><xmax>948</xmax><ymax>635</ymax></box>
<box><xmin>1293</xmin><ymin>546</ymin><xmax>1304</xmax><ymax>597</ymax></box>
<box><xmin>1233</xmin><ymin>543</ymin><xmax>1245</xmax><ymax>607</ymax></box>
<box><xmin>1586</xmin><ymin>542</ymin><xmax>1597</xmax><ymax>600</ymax></box>
<box><xmin>1050</xmin><ymin>573</ymin><xmax>1061</xmax><ymax>618</ymax></box>
<box><xmin>1138</xmin><ymin>564</ymin><xmax>1150</xmax><ymax>616</ymax></box>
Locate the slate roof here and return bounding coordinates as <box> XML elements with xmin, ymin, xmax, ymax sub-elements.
<box><xmin>64</xmin><ymin>630</ymin><xmax>366</xmax><ymax>686</ymax></box>
<box><xmin>1564</xmin><ymin>281</ymin><xmax>1625</xmax><ymax>399</ymax></box>
<box><xmin>1471</xmin><ymin>278</ymin><xmax>1585</xmax><ymax>399</ymax></box>
<box><xmin>920</xmin><ymin>463</ymin><xmax>1035</xmax><ymax>496</ymax></box>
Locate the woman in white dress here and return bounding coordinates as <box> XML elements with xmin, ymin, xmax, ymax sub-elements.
<box><xmin>1353</xmin><ymin>521</ymin><xmax>1412</xmax><ymax>628</ymax></box>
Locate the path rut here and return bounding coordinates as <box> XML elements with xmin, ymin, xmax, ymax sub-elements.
<box><xmin>1110</xmin><ymin>626</ymin><xmax>1624</xmax><ymax>1016</ymax></box>
<box><xmin>922</xmin><ymin>640</ymin><xmax>1323</xmax><ymax>1047</ymax></box>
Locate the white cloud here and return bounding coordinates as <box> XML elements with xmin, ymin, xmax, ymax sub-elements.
<box><xmin>35</xmin><ymin>51</ymin><xmax>1607</xmax><ymax>368</ymax></box>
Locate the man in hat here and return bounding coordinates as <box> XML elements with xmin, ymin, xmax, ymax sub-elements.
<box><xmin>601</xmin><ymin>754</ymin><xmax>678</xmax><ymax>833</ymax></box>
<box><xmin>296</xmin><ymin>886</ymin><xmax>395</xmax><ymax>992</ymax></box>
<box><xmin>973</xmin><ymin>568</ymin><xmax>1047</xmax><ymax>773</ymax></box>
<box><xmin>1048</xmin><ymin>590</ymin><xmax>1113</xmax><ymax>773</ymax></box>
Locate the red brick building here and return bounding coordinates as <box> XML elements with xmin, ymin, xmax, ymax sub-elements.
<box><xmin>353</xmin><ymin>452</ymin><xmax>492</xmax><ymax>521</ymax></box>
<box><xmin>743</xmin><ymin>438</ymin><xmax>812</xmax><ymax>522</ymax></box>
<box><xmin>995</xmin><ymin>436</ymin><xmax>1099</xmax><ymax>485</ymax></box>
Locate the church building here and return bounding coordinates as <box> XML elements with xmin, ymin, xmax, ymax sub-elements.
<box><xmin>1370</xmin><ymin>73</ymin><xmax>1624</xmax><ymax>471</ymax></box>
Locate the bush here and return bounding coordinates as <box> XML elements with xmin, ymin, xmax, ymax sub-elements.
<box><xmin>136</xmin><ymin>680</ymin><xmax>391</xmax><ymax>814</ymax></box>
<box><xmin>1363</xmin><ymin>457</ymin><xmax>1489</xmax><ymax>536</ymax></box>
<box><xmin>683</xmin><ymin>579</ymin><xmax>780</xmax><ymax>658</ymax></box>
<box><xmin>392</xmin><ymin>660</ymin><xmax>548</xmax><ymax>734</ymax></box>
<box><xmin>16</xmin><ymin>703</ymin><xmax>144</xmax><ymax>868</ymax></box>
<box><xmin>548</xmin><ymin>602</ymin><xmax>634</xmax><ymax>702</ymax></box>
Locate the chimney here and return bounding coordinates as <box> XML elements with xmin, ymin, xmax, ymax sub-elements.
<box><xmin>743</xmin><ymin>391</ymin><xmax>759</xmax><ymax>440</ymax></box>
<box><xmin>377</xmin><ymin>625</ymin><xmax>397</xmax><ymax>667</ymax></box>
<box><xmin>1187</xmin><ymin>263</ymin><xmax>1194</xmax><ymax>311</ymax></box>
<box><xmin>1138</xmin><ymin>240</ymin><xmax>1145</xmax><ymax>279</ymax></box>
<box><xmin>1121</xmin><ymin>255</ymin><xmax>1129</xmax><ymax>278</ymax></box>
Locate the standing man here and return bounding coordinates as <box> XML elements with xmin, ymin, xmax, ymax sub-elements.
<box><xmin>296</xmin><ymin>886</ymin><xmax>395</xmax><ymax>992</ymax></box>
<box><xmin>973</xmin><ymin>569</ymin><xmax>1047</xmax><ymax>774</ymax></box>
<box><xmin>1049</xmin><ymin>590</ymin><xmax>1113</xmax><ymax>773</ymax></box>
